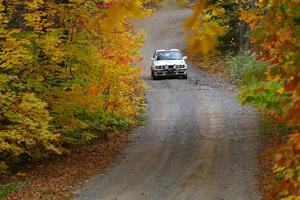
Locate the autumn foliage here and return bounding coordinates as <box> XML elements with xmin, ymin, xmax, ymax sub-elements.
<box><xmin>0</xmin><ymin>0</ymin><xmax>152</xmax><ymax>171</ymax></box>
<box><xmin>185</xmin><ymin>0</ymin><xmax>300</xmax><ymax>198</ymax></box>
<box><xmin>1</xmin><ymin>0</ymin><xmax>299</xmax><ymax>198</ymax></box>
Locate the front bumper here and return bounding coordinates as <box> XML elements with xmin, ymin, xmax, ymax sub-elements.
<box><xmin>153</xmin><ymin>69</ymin><xmax>187</xmax><ymax>77</ymax></box>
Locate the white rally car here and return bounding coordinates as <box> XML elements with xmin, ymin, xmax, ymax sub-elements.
<box><xmin>150</xmin><ymin>49</ymin><xmax>188</xmax><ymax>80</ymax></box>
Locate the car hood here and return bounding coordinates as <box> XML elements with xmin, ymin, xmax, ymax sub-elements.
<box><xmin>154</xmin><ymin>60</ymin><xmax>185</xmax><ymax>66</ymax></box>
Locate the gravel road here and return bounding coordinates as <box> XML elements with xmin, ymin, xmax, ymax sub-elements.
<box><xmin>74</xmin><ymin>2</ymin><xmax>263</xmax><ymax>200</ymax></box>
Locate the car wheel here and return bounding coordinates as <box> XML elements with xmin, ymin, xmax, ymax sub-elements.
<box><xmin>182</xmin><ymin>75</ymin><xmax>187</xmax><ymax>79</ymax></box>
<box><xmin>151</xmin><ymin>70</ymin><xmax>158</xmax><ymax>80</ymax></box>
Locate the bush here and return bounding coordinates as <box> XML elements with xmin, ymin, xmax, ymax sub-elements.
<box><xmin>223</xmin><ymin>51</ymin><xmax>268</xmax><ymax>84</ymax></box>
<box><xmin>0</xmin><ymin>182</ymin><xmax>25</xmax><ymax>198</ymax></box>
<box><xmin>0</xmin><ymin>77</ymin><xmax>61</xmax><ymax>170</ymax></box>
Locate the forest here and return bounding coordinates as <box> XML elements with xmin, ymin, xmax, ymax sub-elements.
<box><xmin>0</xmin><ymin>0</ymin><xmax>150</xmax><ymax>171</ymax></box>
<box><xmin>0</xmin><ymin>0</ymin><xmax>299</xmax><ymax>199</ymax></box>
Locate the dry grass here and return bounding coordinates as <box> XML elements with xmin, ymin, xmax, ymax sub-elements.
<box><xmin>187</xmin><ymin>51</ymin><xmax>226</xmax><ymax>76</ymax></box>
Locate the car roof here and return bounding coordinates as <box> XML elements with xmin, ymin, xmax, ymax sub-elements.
<box><xmin>156</xmin><ymin>49</ymin><xmax>180</xmax><ymax>52</ymax></box>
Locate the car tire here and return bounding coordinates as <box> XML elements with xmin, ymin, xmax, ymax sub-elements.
<box><xmin>151</xmin><ymin>70</ymin><xmax>158</xmax><ymax>80</ymax></box>
<box><xmin>182</xmin><ymin>75</ymin><xmax>187</xmax><ymax>79</ymax></box>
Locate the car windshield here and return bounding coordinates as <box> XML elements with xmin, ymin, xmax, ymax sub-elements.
<box><xmin>155</xmin><ymin>51</ymin><xmax>182</xmax><ymax>60</ymax></box>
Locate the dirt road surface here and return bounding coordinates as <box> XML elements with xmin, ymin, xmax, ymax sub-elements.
<box><xmin>74</xmin><ymin>2</ymin><xmax>263</xmax><ymax>200</ymax></box>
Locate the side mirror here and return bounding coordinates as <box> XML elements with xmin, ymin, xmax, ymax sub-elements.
<box><xmin>150</xmin><ymin>58</ymin><xmax>154</xmax><ymax>61</ymax></box>
<box><xmin>183</xmin><ymin>56</ymin><xmax>187</xmax><ymax>60</ymax></box>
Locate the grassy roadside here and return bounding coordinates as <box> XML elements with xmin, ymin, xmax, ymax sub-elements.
<box><xmin>0</xmin><ymin>133</ymin><xmax>128</xmax><ymax>200</ymax></box>
<box><xmin>189</xmin><ymin>53</ymin><xmax>226</xmax><ymax>77</ymax></box>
